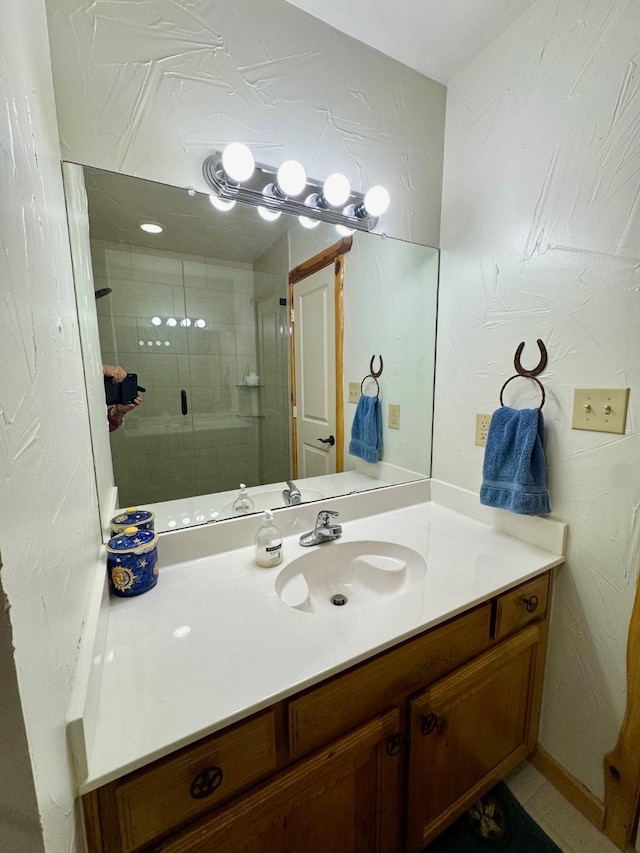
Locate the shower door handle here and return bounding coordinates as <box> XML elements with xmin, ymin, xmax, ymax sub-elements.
<box><xmin>181</xmin><ymin>389</ymin><xmax>188</xmax><ymax>416</ymax></box>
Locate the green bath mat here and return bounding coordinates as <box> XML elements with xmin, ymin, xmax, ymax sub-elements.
<box><xmin>423</xmin><ymin>782</ymin><xmax>562</xmax><ymax>852</ymax></box>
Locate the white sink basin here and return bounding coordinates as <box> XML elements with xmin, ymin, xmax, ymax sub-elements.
<box><xmin>222</xmin><ymin>488</ymin><xmax>325</xmax><ymax>515</ymax></box>
<box><xmin>275</xmin><ymin>540</ymin><xmax>427</xmax><ymax>613</ymax></box>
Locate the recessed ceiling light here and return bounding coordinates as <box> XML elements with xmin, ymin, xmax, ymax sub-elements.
<box><xmin>139</xmin><ymin>221</ymin><xmax>164</xmax><ymax>234</ymax></box>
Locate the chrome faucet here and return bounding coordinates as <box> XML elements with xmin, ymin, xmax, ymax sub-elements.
<box><xmin>299</xmin><ymin>510</ymin><xmax>343</xmax><ymax>547</ymax></box>
<box><xmin>282</xmin><ymin>480</ymin><xmax>302</xmax><ymax>506</ymax></box>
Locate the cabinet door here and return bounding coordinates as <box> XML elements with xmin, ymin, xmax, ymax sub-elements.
<box><xmin>157</xmin><ymin>708</ymin><xmax>402</xmax><ymax>853</ymax></box>
<box><xmin>406</xmin><ymin>625</ymin><xmax>540</xmax><ymax>852</ymax></box>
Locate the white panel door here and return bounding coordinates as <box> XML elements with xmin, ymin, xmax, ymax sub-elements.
<box><xmin>293</xmin><ymin>265</ymin><xmax>336</xmax><ymax>478</ymax></box>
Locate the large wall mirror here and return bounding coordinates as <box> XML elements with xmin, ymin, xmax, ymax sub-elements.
<box><xmin>69</xmin><ymin>165</ymin><xmax>438</xmax><ymax>533</ymax></box>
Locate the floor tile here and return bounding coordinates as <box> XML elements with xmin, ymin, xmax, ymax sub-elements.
<box><xmin>507</xmin><ymin>763</ymin><xmax>620</xmax><ymax>853</ymax></box>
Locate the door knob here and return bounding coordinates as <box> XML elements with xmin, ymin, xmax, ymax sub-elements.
<box><xmin>316</xmin><ymin>435</ymin><xmax>335</xmax><ymax>446</ymax></box>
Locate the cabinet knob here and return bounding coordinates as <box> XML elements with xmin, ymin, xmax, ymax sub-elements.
<box><xmin>386</xmin><ymin>732</ymin><xmax>405</xmax><ymax>756</ymax></box>
<box><xmin>190</xmin><ymin>766</ymin><xmax>223</xmax><ymax>799</ymax></box>
<box><xmin>521</xmin><ymin>594</ymin><xmax>539</xmax><ymax>614</ymax></box>
<box><xmin>420</xmin><ymin>713</ymin><xmax>446</xmax><ymax>736</ymax></box>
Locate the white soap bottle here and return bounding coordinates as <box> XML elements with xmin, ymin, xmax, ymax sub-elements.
<box><xmin>232</xmin><ymin>483</ymin><xmax>255</xmax><ymax>515</ymax></box>
<box><xmin>255</xmin><ymin>510</ymin><xmax>283</xmax><ymax>567</ymax></box>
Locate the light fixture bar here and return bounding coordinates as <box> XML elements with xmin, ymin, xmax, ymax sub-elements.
<box><xmin>202</xmin><ymin>152</ymin><xmax>380</xmax><ymax>232</ymax></box>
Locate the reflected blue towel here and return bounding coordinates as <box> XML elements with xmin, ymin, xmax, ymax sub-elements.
<box><xmin>480</xmin><ymin>406</ymin><xmax>551</xmax><ymax>515</ymax></box>
<box><xmin>349</xmin><ymin>395</ymin><xmax>382</xmax><ymax>463</ymax></box>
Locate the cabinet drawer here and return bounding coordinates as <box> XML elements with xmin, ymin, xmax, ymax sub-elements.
<box><xmin>114</xmin><ymin>710</ymin><xmax>276</xmax><ymax>852</ymax></box>
<box><xmin>288</xmin><ymin>603</ymin><xmax>492</xmax><ymax>759</ymax></box>
<box><xmin>493</xmin><ymin>572</ymin><xmax>550</xmax><ymax>640</ymax></box>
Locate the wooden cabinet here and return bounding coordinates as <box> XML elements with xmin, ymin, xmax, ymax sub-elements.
<box><xmin>156</xmin><ymin>708</ymin><xmax>402</xmax><ymax>853</ymax></box>
<box><xmin>406</xmin><ymin>624</ymin><xmax>541</xmax><ymax>852</ymax></box>
<box><xmin>83</xmin><ymin>570</ymin><xmax>552</xmax><ymax>853</ymax></box>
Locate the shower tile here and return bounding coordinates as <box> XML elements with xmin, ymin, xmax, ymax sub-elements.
<box><xmin>108</xmin><ymin>278</ymin><xmax>175</xmax><ymax>319</ymax></box>
<box><xmin>104</xmin><ymin>247</ymin><xmax>132</xmax><ymax>280</ymax></box>
<box><xmin>131</xmin><ymin>251</ymin><xmax>183</xmax><ymax>287</ymax></box>
<box><xmin>182</xmin><ymin>259</ymin><xmax>207</xmax><ymax>288</ymax></box>
<box><xmin>186</xmin><ymin>327</ymin><xmax>212</xmax><ymax>355</ymax></box>
<box><xmin>123</xmin><ymin>352</ymin><xmax>180</xmax><ymax>386</ymax></box>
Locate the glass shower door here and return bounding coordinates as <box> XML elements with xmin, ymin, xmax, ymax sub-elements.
<box><xmin>96</xmin><ymin>245</ymin><xmax>198</xmax><ymax>508</ymax></box>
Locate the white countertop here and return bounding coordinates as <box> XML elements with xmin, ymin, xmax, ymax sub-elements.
<box><xmin>78</xmin><ymin>492</ymin><xmax>564</xmax><ymax>794</ymax></box>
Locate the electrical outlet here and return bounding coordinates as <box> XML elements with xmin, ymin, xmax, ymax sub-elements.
<box><xmin>475</xmin><ymin>413</ymin><xmax>492</xmax><ymax>447</ymax></box>
<box><xmin>348</xmin><ymin>382</ymin><xmax>360</xmax><ymax>404</ymax></box>
<box><xmin>388</xmin><ymin>404</ymin><xmax>400</xmax><ymax>430</ymax></box>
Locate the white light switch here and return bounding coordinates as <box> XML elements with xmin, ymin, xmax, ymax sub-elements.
<box><xmin>572</xmin><ymin>388</ymin><xmax>630</xmax><ymax>434</ymax></box>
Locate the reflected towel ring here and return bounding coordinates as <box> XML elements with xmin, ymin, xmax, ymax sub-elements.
<box><xmin>369</xmin><ymin>354</ymin><xmax>383</xmax><ymax>378</ymax></box>
<box><xmin>499</xmin><ymin>374</ymin><xmax>546</xmax><ymax>410</ymax></box>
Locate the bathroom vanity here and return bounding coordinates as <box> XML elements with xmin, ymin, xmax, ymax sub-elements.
<box><xmin>73</xmin><ymin>484</ymin><xmax>565</xmax><ymax>852</ymax></box>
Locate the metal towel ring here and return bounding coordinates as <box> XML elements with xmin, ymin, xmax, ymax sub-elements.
<box><xmin>499</xmin><ymin>375</ymin><xmax>546</xmax><ymax>410</ymax></box>
<box><xmin>360</xmin><ymin>354</ymin><xmax>383</xmax><ymax>397</ymax></box>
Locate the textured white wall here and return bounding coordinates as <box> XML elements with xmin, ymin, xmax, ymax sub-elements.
<box><xmin>435</xmin><ymin>0</ymin><xmax>640</xmax><ymax>798</ymax></box>
<box><xmin>45</xmin><ymin>0</ymin><xmax>446</xmax><ymax>247</ymax></box>
<box><xmin>0</xmin><ymin>0</ymin><xmax>103</xmax><ymax>849</ymax></box>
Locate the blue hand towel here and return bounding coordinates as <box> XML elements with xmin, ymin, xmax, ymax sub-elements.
<box><xmin>480</xmin><ymin>406</ymin><xmax>550</xmax><ymax>515</ymax></box>
<box><xmin>349</xmin><ymin>395</ymin><xmax>382</xmax><ymax>463</ymax></box>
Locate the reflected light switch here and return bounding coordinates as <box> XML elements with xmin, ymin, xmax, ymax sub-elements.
<box><xmin>572</xmin><ymin>388</ymin><xmax>629</xmax><ymax>433</ymax></box>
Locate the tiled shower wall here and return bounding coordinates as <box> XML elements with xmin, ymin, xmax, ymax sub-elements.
<box><xmin>93</xmin><ymin>241</ymin><xmax>270</xmax><ymax>504</ymax></box>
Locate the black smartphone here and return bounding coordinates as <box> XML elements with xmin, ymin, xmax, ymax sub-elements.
<box><xmin>104</xmin><ymin>373</ymin><xmax>145</xmax><ymax>405</ymax></box>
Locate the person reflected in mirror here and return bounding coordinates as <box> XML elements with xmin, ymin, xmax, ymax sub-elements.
<box><xmin>104</xmin><ymin>364</ymin><xmax>142</xmax><ymax>432</ymax></box>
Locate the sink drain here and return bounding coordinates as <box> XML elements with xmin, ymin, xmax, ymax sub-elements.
<box><xmin>330</xmin><ymin>593</ymin><xmax>348</xmax><ymax>606</ymax></box>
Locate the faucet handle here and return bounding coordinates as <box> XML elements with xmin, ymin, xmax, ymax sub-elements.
<box><xmin>316</xmin><ymin>509</ymin><xmax>339</xmax><ymax>527</ymax></box>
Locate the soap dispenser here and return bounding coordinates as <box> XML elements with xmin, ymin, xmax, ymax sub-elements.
<box><xmin>255</xmin><ymin>510</ymin><xmax>283</xmax><ymax>567</ymax></box>
<box><xmin>232</xmin><ymin>483</ymin><xmax>255</xmax><ymax>515</ymax></box>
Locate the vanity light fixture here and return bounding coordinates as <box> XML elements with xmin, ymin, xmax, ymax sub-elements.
<box><xmin>203</xmin><ymin>144</ymin><xmax>390</xmax><ymax>232</ymax></box>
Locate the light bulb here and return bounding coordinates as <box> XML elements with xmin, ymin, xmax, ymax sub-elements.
<box><xmin>209</xmin><ymin>194</ymin><xmax>236</xmax><ymax>212</ymax></box>
<box><xmin>151</xmin><ymin>316</ymin><xmax>162</xmax><ymax>326</ymax></box>
<box><xmin>221</xmin><ymin>142</ymin><xmax>254</xmax><ymax>182</ymax></box>
<box><xmin>180</xmin><ymin>318</ymin><xmax>192</xmax><ymax>327</ymax></box>
<box><xmin>257</xmin><ymin>206</ymin><xmax>282</xmax><ymax>222</ymax></box>
<box><xmin>277</xmin><ymin>160</ymin><xmax>306</xmax><ymax>196</ymax></box>
<box><xmin>195</xmin><ymin>319</ymin><xmax>206</xmax><ymax>328</ymax></box>
<box><xmin>299</xmin><ymin>215</ymin><xmax>321</xmax><ymax>230</ymax></box>
<box><xmin>364</xmin><ymin>185</ymin><xmax>390</xmax><ymax>217</ymax></box>
<box><xmin>139</xmin><ymin>222</ymin><xmax>163</xmax><ymax>234</ymax></box>
<box><xmin>166</xmin><ymin>318</ymin><xmax>177</xmax><ymax>327</ymax></box>
<box><xmin>335</xmin><ymin>224</ymin><xmax>355</xmax><ymax>236</ymax></box>
<box><xmin>323</xmin><ymin>173</ymin><xmax>350</xmax><ymax>206</ymax></box>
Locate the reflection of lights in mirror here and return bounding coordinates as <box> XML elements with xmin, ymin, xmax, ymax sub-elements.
<box><xmin>173</xmin><ymin>626</ymin><xmax>191</xmax><ymax>639</ymax></box>
<box><xmin>299</xmin><ymin>215</ymin><xmax>321</xmax><ymax>229</ymax></box>
<box><xmin>335</xmin><ymin>224</ymin><xmax>355</xmax><ymax>237</ymax></box>
<box><xmin>151</xmin><ymin>316</ymin><xmax>161</xmax><ymax>325</ymax></box>
<box><xmin>180</xmin><ymin>318</ymin><xmax>192</xmax><ymax>327</ymax></box>
<box><xmin>257</xmin><ymin>205</ymin><xmax>281</xmax><ymax>222</ymax></box>
<box><xmin>166</xmin><ymin>318</ymin><xmax>177</xmax><ymax>327</ymax></box>
<box><xmin>139</xmin><ymin>221</ymin><xmax>164</xmax><ymax>234</ymax></box>
<box><xmin>209</xmin><ymin>194</ymin><xmax>235</xmax><ymax>212</ymax></box>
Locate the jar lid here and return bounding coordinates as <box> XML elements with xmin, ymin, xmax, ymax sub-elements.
<box><xmin>106</xmin><ymin>526</ymin><xmax>158</xmax><ymax>554</ymax></box>
<box><xmin>111</xmin><ymin>508</ymin><xmax>155</xmax><ymax>527</ymax></box>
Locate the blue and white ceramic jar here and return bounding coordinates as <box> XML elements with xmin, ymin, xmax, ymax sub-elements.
<box><xmin>110</xmin><ymin>507</ymin><xmax>155</xmax><ymax>535</ymax></box>
<box><xmin>106</xmin><ymin>526</ymin><xmax>159</xmax><ymax>597</ymax></box>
